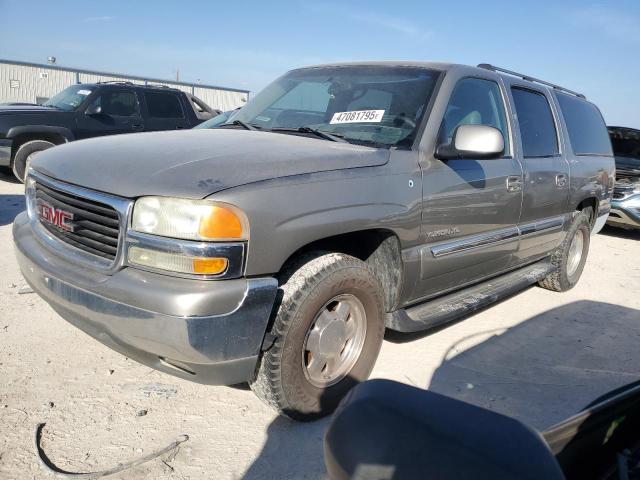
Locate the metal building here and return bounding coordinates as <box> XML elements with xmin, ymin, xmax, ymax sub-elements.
<box><xmin>0</xmin><ymin>58</ymin><xmax>249</xmax><ymax>111</ymax></box>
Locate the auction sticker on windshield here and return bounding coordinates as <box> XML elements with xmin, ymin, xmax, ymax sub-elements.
<box><xmin>330</xmin><ymin>110</ymin><xmax>385</xmax><ymax>124</ymax></box>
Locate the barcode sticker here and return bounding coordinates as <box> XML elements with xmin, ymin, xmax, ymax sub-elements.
<box><xmin>330</xmin><ymin>110</ymin><xmax>385</xmax><ymax>124</ymax></box>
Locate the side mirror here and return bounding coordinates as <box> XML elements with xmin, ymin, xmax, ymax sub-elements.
<box><xmin>436</xmin><ymin>124</ymin><xmax>504</xmax><ymax>160</ymax></box>
<box><xmin>85</xmin><ymin>104</ymin><xmax>102</xmax><ymax>115</ymax></box>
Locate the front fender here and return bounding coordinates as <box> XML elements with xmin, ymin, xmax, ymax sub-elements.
<box><xmin>7</xmin><ymin>125</ymin><xmax>75</xmax><ymax>142</ymax></box>
<box><xmin>211</xmin><ymin>162</ymin><xmax>423</xmax><ymax>276</ymax></box>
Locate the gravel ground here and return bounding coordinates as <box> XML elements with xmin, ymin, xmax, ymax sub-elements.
<box><xmin>1</xmin><ymin>168</ymin><xmax>639</xmax><ymax>479</ymax></box>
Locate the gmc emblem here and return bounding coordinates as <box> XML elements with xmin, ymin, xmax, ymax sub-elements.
<box><xmin>37</xmin><ymin>200</ymin><xmax>74</xmax><ymax>232</ymax></box>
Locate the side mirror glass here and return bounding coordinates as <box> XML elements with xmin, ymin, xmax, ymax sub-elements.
<box><xmin>436</xmin><ymin>124</ymin><xmax>504</xmax><ymax>160</ymax></box>
<box><xmin>85</xmin><ymin>104</ymin><xmax>102</xmax><ymax>115</ymax></box>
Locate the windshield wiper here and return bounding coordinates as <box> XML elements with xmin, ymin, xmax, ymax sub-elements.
<box><xmin>221</xmin><ymin>120</ymin><xmax>259</xmax><ymax>131</ymax></box>
<box><xmin>271</xmin><ymin>126</ymin><xmax>348</xmax><ymax>143</ymax></box>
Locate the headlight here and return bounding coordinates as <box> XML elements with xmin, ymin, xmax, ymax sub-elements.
<box><xmin>131</xmin><ymin>197</ymin><xmax>248</xmax><ymax>241</ymax></box>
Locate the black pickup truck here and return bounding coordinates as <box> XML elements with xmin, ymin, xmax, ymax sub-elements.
<box><xmin>0</xmin><ymin>82</ymin><xmax>217</xmax><ymax>181</ymax></box>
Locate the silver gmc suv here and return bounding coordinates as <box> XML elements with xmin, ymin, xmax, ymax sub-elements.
<box><xmin>13</xmin><ymin>62</ymin><xmax>615</xmax><ymax>420</ymax></box>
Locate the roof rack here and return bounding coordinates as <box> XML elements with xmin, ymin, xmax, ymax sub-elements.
<box><xmin>96</xmin><ymin>80</ymin><xmax>135</xmax><ymax>85</ymax></box>
<box><xmin>478</xmin><ymin>64</ymin><xmax>586</xmax><ymax>99</ymax></box>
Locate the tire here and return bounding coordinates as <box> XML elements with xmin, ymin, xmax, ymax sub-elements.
<box><xmin>12</xmin><ymin>140</ymin><xmax>55</xmax><ymax>182</ymax></box>
<box><xmin>538</xmin><ymin>208</ymin><xmax>592</xmax><ymax>292</ymax></box>
<box><xmin>250</xmin><ymin>252</ymin><xmax>385</xmax><ymax>421</ymax></box>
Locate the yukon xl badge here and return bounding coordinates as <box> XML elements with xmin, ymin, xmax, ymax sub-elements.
<box><xmin>37</xmin><ymin>200</ymin><xmax>74</xmax><ymax>232</ymax></box>
<box><xmin>427</xmin><ymin>227</ymin><xmax>460</xmax><ymax>239</ymax></box>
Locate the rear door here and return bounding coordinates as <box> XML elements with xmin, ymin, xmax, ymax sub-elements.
<box><xmin>141</xmin><ymin>90</ymin><xmax>188</xmax><ymax>131</ymax></box>
<box><xmin>75</xmin><ymin>88</ymin><xmax>143</xmax><ymax>139</ymax></box>
<box><xmin>413</xmin><ymin>75</ymin><xmax>523</xmax><ymax>300</ymax></box>
<box><xmin>506</xmin><ymin>84</ymin><xmax>570</xmax><ymax>261</ymax></box>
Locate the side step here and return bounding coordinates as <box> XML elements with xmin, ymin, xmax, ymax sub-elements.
<box><xmin>386</xmin><ymin>259</ymin><xmax>554</xmax><ymax>333</ymax></box>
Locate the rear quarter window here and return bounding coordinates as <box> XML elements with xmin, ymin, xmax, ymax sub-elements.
<box><xmin>144</xmin><ymin>91</ymin><xmax>184</xmax><ymax>118</ymax></box>
<box><xmin>557</xmin><ymin>93</ymin><xmax>612</xmax><ymax>156</ymax></box>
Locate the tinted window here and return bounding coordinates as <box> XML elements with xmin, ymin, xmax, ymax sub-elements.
<box><xmin>145</xmin><ymin>92</ymin><xmax>184</xmax><ymax>118</ymax></box>
<box><xmin>271</xmin><ymin>81</ymin><xmax>330</xmax><ymax>112</ymax></box>
<box><xmin>90</xmin><ymin>91</ymin><xmax>138</xmax><ymax>116</ymax></box>
<box><xmin>441</xmin><ymin>78</ymin><xmax>510</xmax><ymax>154</ymax></box>
<box><xmin>512</xmin><ymin>88</ymin><xmax>558</xmax><ymax>157</ymax></box>
<box><xmin>557</xmin><ymin>93</ymin><xmax>612</xmax><ymax>156</ymax></box>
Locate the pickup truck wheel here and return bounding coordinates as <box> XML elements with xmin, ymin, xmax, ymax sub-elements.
<box><xmin>250</xmin><ymin>253</ymin><xmax>385</xmax><ymax>421</ymax></box>
<box><xmin>12</xmin><ymin>140</ymin><xmax>55</xmax><ymax>182</ymax></box>
<box><xmin>538</xmin><ymin>209</ymin><xmax>592</xmax><ymax>292</ymax></box>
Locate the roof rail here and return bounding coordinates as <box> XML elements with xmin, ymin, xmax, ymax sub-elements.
<box><xmin>478</xmin><ymin>64</ymin><xmax>586</xmax><ymax>99</ymax></box>
<box><xmin>97</xmin><ymin>80</ymin><xmax>135</xmax><ymax>85</ymax></box>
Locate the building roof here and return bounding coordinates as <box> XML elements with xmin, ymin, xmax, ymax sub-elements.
<box><xmin>0</xmin><ymin>58</ymin><xmax>249</xmax><ymax>94</ymax></box>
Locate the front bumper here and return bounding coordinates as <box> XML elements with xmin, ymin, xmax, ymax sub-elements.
<box><xmin>13</xmin><ymin>211</ymin><xmax>278</xmax><ymax>385</ymax></box>
<box><xmin>0</xmin><ymin>138</ymin><xmax>12</xmax><ymax>166</ymax></box>
<box><xmin>608</xmin><ymin>195</ymin><xmax>640</xmax><ymax>230</ymax></box>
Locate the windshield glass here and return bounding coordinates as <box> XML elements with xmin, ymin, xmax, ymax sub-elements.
<box><xmin>43</xmin><ymin>85</ymin><xmax>93</xmax><ymax>111</ymax></box>
<box><xmin>610</xmin><ymin>127</ymin><xmax>640</xmax><ymax>170</ymax></box>
<box><xmin>194</xmin><ymin>109</ymin><xmax>239</xmax><ymax>129</ymax></box>
<box><xmin>232</xmin><ymin>65</ymin><xmax>440</xmax><ymax>147</ymax></box>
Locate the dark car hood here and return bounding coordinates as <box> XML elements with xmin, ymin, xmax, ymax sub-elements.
<box><xmin>31</xmin><ymin>129</ymin><xmax>390</xmax><ymax>199</ymax></box>
<box><xmin>0</xmin><ymin>105</ymin><xmax>63</xmax><ymax>114</ymax></box>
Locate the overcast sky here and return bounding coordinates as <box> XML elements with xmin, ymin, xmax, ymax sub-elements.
<box><xmin>1</xmin><ymin>0</ymin><xmax>638</xmax><ymax>127</ymax></box>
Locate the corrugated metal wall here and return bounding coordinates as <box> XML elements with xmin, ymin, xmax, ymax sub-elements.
<box><xmin>0</xmin><ymin>61</ymin><xmax>248</xmax><ymax>111</ymax></box>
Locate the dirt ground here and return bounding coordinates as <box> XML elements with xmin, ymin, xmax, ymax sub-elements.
<box><xmin>1</xmin><ymin>168</ymin><xmax>639</xmax><ymax>479</ymax></box>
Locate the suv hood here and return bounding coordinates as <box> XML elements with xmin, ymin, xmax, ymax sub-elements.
<box><xmin>31</xmin><ymin>129</ymin><xmax>390</xmax><ymax>199</ymax></box>
<box><xmin>0</xmin><ymin>105</ymin><xmax>63</xmax><ymax>114</ymax></box>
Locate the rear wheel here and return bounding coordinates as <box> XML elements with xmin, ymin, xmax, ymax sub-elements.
<box><xmin>250</xmin><ymin>253</ymin><xmax>385</xmax><ymax>421</ymax></box>
<box><xmin>12</xmin><ymin>140</ymin><xmax>55</xmax><ymax>182</ymax></box>
<box><xmin>538</xmin><ymin>209</ymin><xmax>592</xmax><ymax>292</ymax></box>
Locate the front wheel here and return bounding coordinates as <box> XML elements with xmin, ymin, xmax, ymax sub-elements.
<box><xmin>538</xmin><ymin>209</ymin><xmax>592</xmax><ymax>292</ymax></box>
<box><xmin>250</xmin><ymin>253</ymin><xmax>385</xmax><ymax>421</ymax></box>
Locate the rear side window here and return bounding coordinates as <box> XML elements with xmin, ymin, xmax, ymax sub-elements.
<box><xmin>511</xmin><ymin>88</ymin><xmax>558</xmax><ymax>157</ymax></box>
<box><xmin>557</xmin><ymin>93</ymin><xmax>612</xmax><ymax>156</ymax></box>
<box><xmin>144</xmin><ymin>92</ymin><xmax>184</xmax><ymax>118</ymax></box>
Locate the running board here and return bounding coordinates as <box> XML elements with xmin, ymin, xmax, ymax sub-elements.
<box><xmin>386</xmin><ymin>259</ymin><xmax>555</xmax><ymax>333</ymax></box>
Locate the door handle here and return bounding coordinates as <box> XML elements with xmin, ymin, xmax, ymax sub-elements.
<box><xmin>555</xmin><ymin>174</ymin><xmax>568</xmax><ymax>188</ymax></box>
<box><xmin>506</xmin><ymin>176</ymin><xmax>522</xmax><ymax>192</ymax></box>
<box><xmin>132</xmin><ymin>123</ymin><xmax>144</xmax><ymax>130</ymax></box>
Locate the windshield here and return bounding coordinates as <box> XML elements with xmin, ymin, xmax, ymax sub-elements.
<box><xmin>610</xmin><ymin>127</ymin><xmax>640</xmax><ymax>170</ymax></box>
<box><xmin>231</xmin><ymin>65</ymin><xmax>440</xmax><ymax>148</ymax></box>
<box><xmin>43</xmin><ymin>85</ymin><xmax>93</xmax><ymax>111</ymax></box>
<box><xmin>193</xmin><ymin>109</ymin><xmax>239</xmax><ymax>129</ymax></box>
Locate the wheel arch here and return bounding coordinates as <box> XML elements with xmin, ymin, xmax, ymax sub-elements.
<box><xmin>574</xmin><ymin>196</ymin><xmax>598</xmax><ymax>227</ymax></box>
<box><xmin>278</xmin><ymin>229</ymin><xmax>404</xmax><ymax>313</ymax></box>
<box><xmin>8</xmin><ymin>126</ymin><xmax>74</xmax><ymax>160</ymax></box>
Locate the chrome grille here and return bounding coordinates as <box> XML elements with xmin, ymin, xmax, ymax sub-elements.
<box><xmin>35</xmin><ymin>181</ymin><xmax>121</xmax><ymax>260</ymax></box>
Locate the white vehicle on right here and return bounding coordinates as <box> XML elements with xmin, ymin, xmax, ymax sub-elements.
<box><xmin>608</xmin><ymin>126</ymin><xmax>640</xmax><ymax>230</ymax></box>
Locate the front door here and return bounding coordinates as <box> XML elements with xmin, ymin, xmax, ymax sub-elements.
<box><xmin>413</xmin><ymin>76</ymin><xmax>523</xmax><ymax>300</ymax></box>
<box><xmin>75</xmin><ymin>88</ymin><xmax>143</xmax><ymax>139</ymax></box>
<box><xmin>507</xmin><ymin>85</ymin><xmax>570</xmax><ymax>260</ymax></box>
